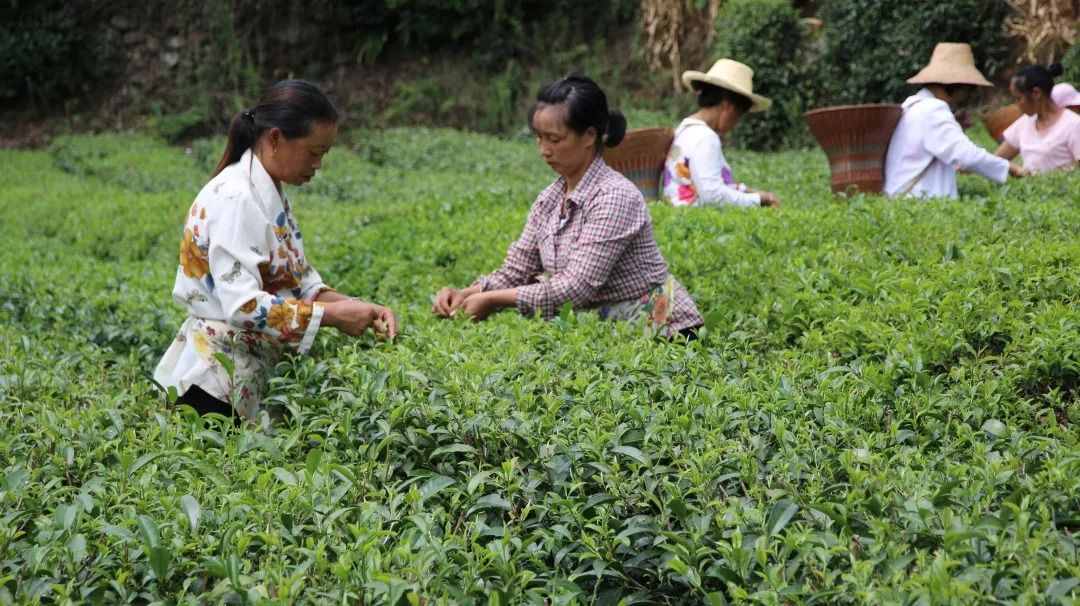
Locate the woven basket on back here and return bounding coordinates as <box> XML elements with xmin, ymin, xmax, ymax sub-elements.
<box><xmin>602</xmin><ymin>127</ymin><xmax>674</xmax><ymax>201</ymax></box>
<box><xmin>804</xmin><ymin>104</ymin><xmax>903</xmax><ymax>195</ymax></box>
<box><xmin>984</xmin><ymin>104</ymin><xmax>1022</xmax><ymax>143</ymax></box>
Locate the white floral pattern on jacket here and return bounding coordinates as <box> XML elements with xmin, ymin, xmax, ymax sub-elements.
<box><xmin>155</xmin><ymin>149</ymin><xmax>330</xmax><ymax>419</ymax></box>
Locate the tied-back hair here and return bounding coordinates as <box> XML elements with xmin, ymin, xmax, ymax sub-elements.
<box><xmin>213</xmin><ymin>79</ymin><xmax>342</xmax><ymax>177</ymax></box>
<box><xmin>1013</xmin><ymin>63</ymin><xmax>1065</xmax><ymax>97</ymax></box>
<box><xmin>691</xmin><ymin>80</ymin><xmax>753</xmax><ymax>114</ymax></box>
<box><xmin>528</xmin><ymin>72</ymin><xmax>627</xmax><ymax>155</ymax></box>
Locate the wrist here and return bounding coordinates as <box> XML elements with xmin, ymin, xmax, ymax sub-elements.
<box><xmin>320</xmin><ymin>301</ymin><xmax>340</xmax><ymax>329</ymax></box>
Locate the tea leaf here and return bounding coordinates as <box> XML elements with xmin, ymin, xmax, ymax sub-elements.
<box><xmin>180</xmin><ymin>495</ymin><xmax>201</xmax><ymax>533</ymax></box>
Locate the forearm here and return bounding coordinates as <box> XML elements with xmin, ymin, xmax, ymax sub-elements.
<box><xmin>482</xmin><ymin>288</ymin><xmax>518</xmax><ymax>309</ymax></box>
<box><xmin>995</xmin><ymin>142</ymin><xmax>1019</xmax><ymax>161</ymax></box>
<box><xmin>695</xmin><ymin>180</ymin><xmax>762</xmax><ymax>208</ymax></box>
<box><xmin>316</xmin><ymin>289</ymin><xmax>354</xmax><ymax>303</ymax></box>
<box><xmin>319</xmin><ymin>300</ymin><xmax>348</xmax><ymax>329</ymax></box>
<box><xmin>459</xmin><ymin>284</ymin><xmax>483</xmax><ymax>298</ymax></box>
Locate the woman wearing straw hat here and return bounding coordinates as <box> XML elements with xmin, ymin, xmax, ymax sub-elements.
<box><xmin>884</xmin><ymin>42</ymin><xmax>1025</xmax><ymax>198</ymax></box>
<box><xmin>662</xmin><ymin>59</ymin><xmax>781</xmax><ymax>208</ymax></box>
<box><xmin>995</xmin><ymin>64</ymin><xmax>1080</xmax><ymax>174</ymax></box>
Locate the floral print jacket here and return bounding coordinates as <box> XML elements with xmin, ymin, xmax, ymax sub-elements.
<box><xmin>662</xmin><ymin>118</ymin><xmax>761</xmax><ymax>208</ymax></box>
<box><xmin>154</xmin><ymin>149</ymin><xmax>330</xmax><ymax>416</ymax></box>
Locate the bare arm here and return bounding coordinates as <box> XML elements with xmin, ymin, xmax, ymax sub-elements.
<box><xmin>995</xmin><ymin>141</ymin><xmax>1020</xmax><ymax>161</ymax></box>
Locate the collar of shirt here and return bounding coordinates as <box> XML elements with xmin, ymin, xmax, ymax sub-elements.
<box><xmin>553</xmin><ymin>155</ymin><xmax>609</xmax><ymax>229</ymax></box>
<box><xmin>237</xmin><ymin>148</ymin><xmax>287</xmax><ymax>215</ymax></box>
<box><xmin>905</xmin><ymin>88</ymin><xmax>938</xmax><ymax>109</ymax></box>
<box><xmin>557</xmin><ymin>155</ymin><xmax>609</xmax><ymax>206</ymax></box>
<box><xmin>677</xmin><ymin>117</ymin><xmax>712</xmax><ymax>135</ymax></box>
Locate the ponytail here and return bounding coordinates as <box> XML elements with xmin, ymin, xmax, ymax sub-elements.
<box><xmin>214</xmin><ymin>110</ymin><xmax>259</xmax><ymax>177</ymax></box>
<box><xmin>212</xmin><ymin>80</ymin><xmax>341</xmax><ymax>177</ymax></box>
<box><xmin>605</xmin><ymin>109</ymin><xmax>627</xmax><ymax>148</ymax></box>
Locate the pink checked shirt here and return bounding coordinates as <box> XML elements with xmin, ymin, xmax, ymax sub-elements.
<box><xmin>475</xmin><ymin>156</ymin><xmax>703</xmax><ymax>332</ymax></box>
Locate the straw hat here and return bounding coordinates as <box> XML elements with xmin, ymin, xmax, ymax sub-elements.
<box><xmin>907</xmin><ymin>43</ymin><xmax>992</xmax><ymax>87</ymax></box>
<box><xmin>1052</xmin><ymin>83</ymin><xmax>1080</xmax><ymax>108</ymax></box>
<box><xmin>682</xmin><ymin>59</ymin><xmax>772</xmax><ymax>113</ymax></box>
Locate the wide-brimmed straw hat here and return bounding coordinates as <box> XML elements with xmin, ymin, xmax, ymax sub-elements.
<box><xmin>682</xmin><ymin>59</ymin><xmax>772</xmax><ymax>113</ymax></box>
<box><xmin>907</xmin><ymin>42</ymin><xmax>992</xmax><ymax>87</ymax></box>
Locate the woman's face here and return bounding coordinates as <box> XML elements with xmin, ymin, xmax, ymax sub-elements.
<box><xmin>533</xmin><ymin>104</ymin><xmax>596</xmax><ymax>177</ymax></box>
<box><xmin>1010</xmin><ymin>80</ymin><xmax>1039</xmax><ymax>116</ymax></box>
<box><xmin>262</xmin><ymin>121</ymin><xmax>338</xmax><ymax>186</ymax></box>
<box><xmin>714</xmin><ymin>100</ymin><xmax>745</xmax><ymax>134</ymax></box>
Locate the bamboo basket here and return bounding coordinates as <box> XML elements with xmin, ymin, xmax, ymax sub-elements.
<box><xmin>804</xmin><ymin>104</ymin><xmax>903</xmax><ymax>195</ymax></box>
<box><xmin>602</xmin><ymin>127</ymin><xmax>674</xmax><ymax>201</ymax></box>
<box><xmin>984</xmin><ymin>104</ymin><xmax>1022</xmax><ymax>143</ymax></box>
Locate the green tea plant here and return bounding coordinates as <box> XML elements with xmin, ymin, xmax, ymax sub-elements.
<box><xmin>0</xmin><ymin>126</ymin><xmax>1078</xmax><ymax>604</ymax></box>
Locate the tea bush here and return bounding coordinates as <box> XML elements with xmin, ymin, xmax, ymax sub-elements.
<box><xmin>1</xmin><ymin>127</ymin><xmax>1078</xmax><ymax>604</ymax></box>
<box><xmin>713</xmin><ymin>0</ymin><xmax>811</xmax><ymax>151</ymax></box>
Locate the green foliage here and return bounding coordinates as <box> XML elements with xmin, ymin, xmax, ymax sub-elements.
<box><xmin>374</xmin><ymin>0</ymin><xmax>636</xmax><ymax>69</ymax></box>
<box><xmin>713</xmin><ymin>0</ymin><xmax>812</xmax><ymax>151</ymax></box>
<box><xmin>1061</xmin><ymin>42</ymin><xmax>1080</xmax><ymax>86</ymax></box>
<box><xmin>815</xmin><ymin>0</ymin><xmax>1012</xmax><ymax>105</ymax></box>
<box><xmin>0</xmin><ymin>0</ymin><xmax>112</xmax><ymax>108</ymax></box>
<box><xmin>146</xmin><ymin>102</ymin><xmax>214</xmax><ymax>143</ymax></box>
<box><xmin>369</xmin><ymin>1</ymin><xmax>641</xmax><ymax>132</ymax></box>
<box><xmin>1</xmin><ymin>129</ymin><xmax>1079</xmax><ymax>603</ymax></box>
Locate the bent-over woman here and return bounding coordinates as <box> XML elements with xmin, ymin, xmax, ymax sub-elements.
<box><xmin>433</xmin><ymin>74</ymin><xmax>703</xmax><ymax>337</ymax></box>
<box><xmin>662</xmin><ymin>59</ymin><xmax>780</xmax><ymax>208</ymax></box>
<box><xmin>884</xmin><ymin>43</ymin><xmax>1025</xmax><ymax>198</ymax></box>
<box><xmin>155</xmin><ymin>80</ymin><xmax>396</xmax><ymax>421</ymax></box>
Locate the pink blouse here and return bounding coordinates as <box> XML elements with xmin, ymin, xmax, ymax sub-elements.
<box><xmin>1003</xmin><ymin>110</ymin><xmax>1080</xmax><ymax>174</ymax></box>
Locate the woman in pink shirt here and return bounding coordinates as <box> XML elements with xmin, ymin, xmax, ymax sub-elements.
<box><xmin>996</xmin><ymin>63</ymin><xmax>1080</xmax><ymax>173</ymax></box>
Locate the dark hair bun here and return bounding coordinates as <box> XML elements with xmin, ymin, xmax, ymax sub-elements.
<box><xmin>605</xmin><ymin>109</ymin><xmax>627</xmax><ymax>148</ymax></box>
<box><xmin>1049</xmin><ymin>62</ymin><xmax>1064</xmax><ymax>78</ymax></box>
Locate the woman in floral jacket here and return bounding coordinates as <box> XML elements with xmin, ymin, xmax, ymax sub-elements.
<box><xmin>663</xmin><ymin>59</ymin><xmax>780</xmax><ymax>208</ymax></box>
<box><xmin>155</xmin><ymin>80</ymin><xmax>396</xmax><ymax>421</ymax></box>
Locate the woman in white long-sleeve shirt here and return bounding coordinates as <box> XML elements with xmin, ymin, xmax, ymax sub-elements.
<box><xmin>662</xmin><ymin>59</ymin><xmax>780</xmax><ymax>208</ymax></box>
<box><xmin>155</xmin><ymin>80</ymin><xmax>397</xmax><ymax>421</ymax></box>
<box><xmin>884</xmin><ymin>43</ymin><xmax>1024</xmax><ymax>198</ymax></box>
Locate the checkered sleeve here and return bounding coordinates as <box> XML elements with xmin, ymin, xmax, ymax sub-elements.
<box><xmin>474</xmin><ymin>202</ymin><xmax>545</xmax><ymax>291</ymax></box>
<box><xmin>516</xmin><ymin>186</ymin><xmax>645</xmax><ymax>318</ymax></box>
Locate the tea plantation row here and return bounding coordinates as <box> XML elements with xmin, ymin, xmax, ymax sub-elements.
<box><xmin>0</xmin><ymin>126</ymin><xmax>1077</xmax><ymax>604</ymax></box>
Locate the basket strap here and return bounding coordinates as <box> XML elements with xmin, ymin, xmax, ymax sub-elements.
<box><xmin>901</xmin><ymin>159</ymin><xmax>934</xmax><ymax>195</ymax></box>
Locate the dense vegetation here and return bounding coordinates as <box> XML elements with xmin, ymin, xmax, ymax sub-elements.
<box><xmin>4</xmin><ymin>0</ymin><xmax>1034</xmax><ymax>148</ymax></box>
<box><xmin>1</xmin><ymin>123</ymin><xmax>1079</xmax><ymax>604</ymax></box>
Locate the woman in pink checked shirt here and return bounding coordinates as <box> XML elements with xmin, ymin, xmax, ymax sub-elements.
<box><xmin>432</xmin><ymin>73</ymin><xmax>703</xmax><ymax>338</ymax></box>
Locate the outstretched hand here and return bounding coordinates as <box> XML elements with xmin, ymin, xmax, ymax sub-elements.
<box><xmin>759</xmin><ymin>191</ymin><xmax>781</xmax><ymax>207</ymax></box>
<box><xmin>324</xmin><ymin>299</ymin><xmax>397</xmax><ymax>339</ymax></box>
<box><xmin>432</xmin><ymin>285</ymin><xmax>480</xmax><ymax>318</ymax></box>
<box><xmin>460</xmin><ymin>292</ymin><xmax>496</xmax><ymax>322</ymax></box>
